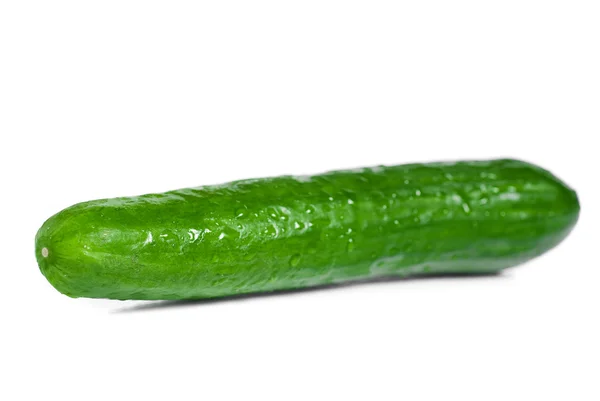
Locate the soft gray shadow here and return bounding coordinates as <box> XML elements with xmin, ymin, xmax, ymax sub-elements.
<box><xmin>112</xmin><ymin>272</ymin><xmax>507</xmax><ymax>314</ymax></box>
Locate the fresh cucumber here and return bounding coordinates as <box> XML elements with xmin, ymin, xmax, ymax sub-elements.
<box><xmin>35</xmin><ymin>159</ymin><xmax>579</xmax><ymax>300</ymax></box>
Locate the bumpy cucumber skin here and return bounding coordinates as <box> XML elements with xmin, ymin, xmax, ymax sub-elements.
<box><xmin>35</xmin><ymin>159</ymin><xmax>579</xmax><ymax>300</ymax></box>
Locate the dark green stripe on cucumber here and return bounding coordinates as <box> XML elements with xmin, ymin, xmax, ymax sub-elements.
<box><xmin>35</xmin><ymin>159</ymin><xmax>579</xmax><ymax>300</ymax></box>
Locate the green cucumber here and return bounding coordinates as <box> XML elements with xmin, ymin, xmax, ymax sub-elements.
<box><xmin>35</xmin><ymin>159</ymin><xmax>579</xmax><ymax>300</ymax></box>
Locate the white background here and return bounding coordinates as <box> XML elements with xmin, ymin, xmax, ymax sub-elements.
<box><xmin>1</xmin><ymin>1</ymin><xmax>598</xmax><ymax>400</ymax></box>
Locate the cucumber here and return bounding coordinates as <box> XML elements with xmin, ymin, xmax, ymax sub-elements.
<box><xmin>35</xmin><ymin>159</ymin><xmax>579</xmax><ymax>300</ymax></box>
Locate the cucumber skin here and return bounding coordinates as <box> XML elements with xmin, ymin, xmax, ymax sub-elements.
<box><xmin>35</xmin><ymin>159</ymin><xmax>579</xmax><ymax>300</ymax></box>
